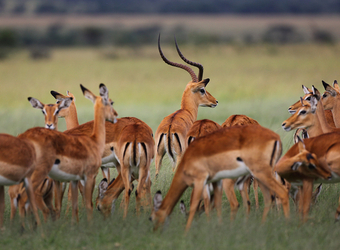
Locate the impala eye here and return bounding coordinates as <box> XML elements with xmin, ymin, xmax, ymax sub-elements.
<box><xmin>299</xmin><ymin>110</ymin><xmax>307</xmax><ymax>115</ymax></box>
<box><xmin>305</xmin><ymin>96</ymin><xmax>311</xmax><ymax>101</ymax></box>
<box><xmin>42</xmin><ymin>110</ymin><xmax>46</xmax><ymax>115</ymax></box>
<box><xmin>200</xmin><ymin>88</ymin><xmax>205</xmax><ymax>94</ymax></box>
<box><xmin>55</xmin><ymin>109</ymin><xmax>60</xmax><ymax>115</ymax></box>
<box><xmin>111</xmin><ymin>101</ymin><xmax>114</xmax><ymax>106</ymax></box>
<box><xmin>322</xmin><ymin>93</ymin><xmax>327</xmax><ymax>98</ymax></box>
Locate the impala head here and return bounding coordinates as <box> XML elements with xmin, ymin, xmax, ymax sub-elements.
<box><xmin>282</xmin><ymin>96</ymin><xmax>317</xmax><ymax>132</ymax></box>
<box><xmin>28</xmin><ymin>96</ymin><xmax>73</xmax><ymax>130</ymax></box>
<box><xmin>322</xmin><ymin>80</ymin><xmax>339</xmax><ymax>110</ymax></box>
<box><xmin>149</xmin><ymin>190</ymin><xmax>164</xmax><ymax>229</ymax></box>
<box><xmin>292</xmin><ymin>136</ymin><xmax>332</xmax><ymax>180</ymax></box>
<box><xmin>158</xmin><ymin>34</ymin><xmax>218</xmax><ymax>108</ymax></box>
<box><xmin>288</xmin><ymin>85</ymin><xmax>313</xmax><ymax>114</ymax></box>
<box><xmin>50</xmin><ymin>90</ymin><xmax>76</xmax><ymax>118</ymax></box>
<box><xmin>96</xmin><ymin>178</ymin><xmax>108</xmax><ymax>212</ymax></box>
<box><xmin>80</xmin><ymin>83</ymin><xmax>118</xmax><ymax>123</ymax></box>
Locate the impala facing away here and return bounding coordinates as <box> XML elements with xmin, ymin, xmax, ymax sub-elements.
<box><xmin>150</xmin><ymin>125</ymin><xmax>289</xmax><ymax>231</ymax></box>
<box><xmin>96</xmin><ymin>122</ymin><xmax>155</xmax><ymax>218</ymax></box>
<box><xmin>154</xmin><ymin>35</ymin><xmax>218</xmax><ymax>177</ymax></box>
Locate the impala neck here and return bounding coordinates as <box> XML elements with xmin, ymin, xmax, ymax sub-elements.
<box><xmin>180</xmin><ymin>87</ymin><xmax>198</xmax><ymax>123</ymax></box>
<box><xmin>315</xmin><ymin>99</ymin><xmax>334</xmax><ymax>134</ymax></box>
<box><xmin>64</xmin><ymin>102</ymin><xmax>79</xmax><ymax>130</ymax></box>
<box><xmin>274</xmin><ymin>154</ymin><xmax>300</xmax><ymax>180</ymax></box>
<box><xmin>331</xmin><ymin>96</ymin><xmax>340</xmax><ymax>128</ymax></box>
<box><xmin>92</xmin><ymin>100</ymin><xmax>106</xmax><ymax>154</ymax></box>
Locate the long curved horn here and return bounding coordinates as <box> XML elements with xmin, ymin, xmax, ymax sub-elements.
<box><xmin>174</xmin><ymin>37</ymin><xmax>204</xmax><ymax>81</ymax></box>
<box><xmin>158</xmin><ymin>34</ymin><xmax>198</xmax><ymax>83</ymax></box>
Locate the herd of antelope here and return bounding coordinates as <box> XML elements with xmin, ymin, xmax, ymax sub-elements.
<box><xmin>1</xmin><ymin>34</ymin><xmax>340</xmax><ymax>233</ymax></box>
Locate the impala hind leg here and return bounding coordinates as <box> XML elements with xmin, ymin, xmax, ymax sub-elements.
<box><xmin>255</xmin><ymin>172</ymin><xmax>290</xmax><ymax>221</ymax></box>
<box><xmin>186</xmin><ymin>180</ymin><xmax>206</xmax><ymax>232</ymax></box>
<box><xmin>136</xmin><ymin>167</ymin><xmax>149</xmax><ymax>216</ymax></box>
<box><xmin>212</xmin><ymin>181</ymin><xmax>223</xmax><ymax>223</ymax></box>
<box><xmin>253</xmin><ymin>178</ymin><xmax>259</xmax><ymax>209</ymax></box>
<box><xmin>155</xmin><ymin>137</ymin><xmax>166</xmax><ymax>178</ymax></box>
<box><xmin>300</xmin><ymin>179</ymin><xmax>313</xmax><ymax>222</ymax></box>
<box><xmin>24</xmin><ymin>177</ymin><xmax>41</xmax><ymax>227</ymax></box>
<box><xmin>222</xmin><ymin>179</ymin><xmax>239</xmax><ymax>220</ymax></box>
<box><xmin>121</xmin><ymin>166</ymin><xmax>132</xmax><ymax>218</ymax></box>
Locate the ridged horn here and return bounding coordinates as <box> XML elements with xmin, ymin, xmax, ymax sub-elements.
<box><xmin>158</xmin><ymin>34</ymin><xmax>198</xmax><ymax>83</ymax></box>
<box><xmin>174</xmin><ymin>37</ymin><xmax>203</xmax><ymax>81</ymax></box>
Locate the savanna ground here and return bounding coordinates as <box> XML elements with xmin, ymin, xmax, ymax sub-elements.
<box><xmin>1</xmin><ymin>15</ymin><xmax>340</xmax><ymax>250</ymax></box>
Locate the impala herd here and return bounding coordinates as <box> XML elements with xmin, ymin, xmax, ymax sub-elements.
<box><xmin>1</xmin><ymin>35</ymin><xmax>340</xmax><ymax>233</ymax></box>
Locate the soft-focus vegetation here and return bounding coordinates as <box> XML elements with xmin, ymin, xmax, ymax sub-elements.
<box><xmin>1</xmin><ymin>42</ymin><xmax>340</xmax><ymax>249</ymax></box>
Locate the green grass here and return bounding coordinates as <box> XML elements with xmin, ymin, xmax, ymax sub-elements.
<box><xmin>1</xmin><ymin>44</ymin><xmax>340</xmax><ymax>249</ymax></box>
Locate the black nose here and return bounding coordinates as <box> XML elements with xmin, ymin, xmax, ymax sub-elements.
<box><xmin>216</xmin><ymin>100</ymin><xmax>218</xmax><ymax>104</ymax></box>
<box><xmin>282</xmin><ymin>123</ymin><xmax>286</xmax><ymax>127</ymax></box>
<box><xmin>149</xmin><ymin>217</ymin><xmax>152</xmax><ymax>221</ymax></box>
<box><xmin>328</xmin><ymin>176</ymin><xmax>332</xmax><ymax>180</ymax></box>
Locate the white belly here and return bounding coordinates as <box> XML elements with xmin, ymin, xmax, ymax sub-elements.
<box><xmin>48</xmin><ymin>163</ymin><xmax>82</xmax><ymax>182</ymax></box>
<box><xmin>209</xmin><ymin>162</ymin><xmax>250</xmax><ymax>183</ymax></box>
<box><xmin>0</xmin><ymin>175</ymin><xmax>20</xmax><ymax>186</ymax></box>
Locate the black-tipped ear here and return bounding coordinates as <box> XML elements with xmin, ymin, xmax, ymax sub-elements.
<box><xmin>28</xmin><ymin>97</ymin><xmax>32</xmax><ymax>101</ymax></box>
<box><xmin>156</xmin><ymin>190</ymin><xmax>162</xmax><ymax>195</ymax></box>
<box><xmin>80</xmin><ymin>84</ymin><xmax>87</xmax><ymax>94</ymax></box>
<box><xmin>322</xmin><ymin>80</ymin><xmax>329</xmax><ymax>90</ymax></box>
<box><xmin>202</xmin><ymin>78</ymin><xmax>210</xmax><ymax>87</ymax></box>
<box><xmin>51</xmin><ymin>90</ymin><xmax>61</xmax><ymax>99</ymax></box>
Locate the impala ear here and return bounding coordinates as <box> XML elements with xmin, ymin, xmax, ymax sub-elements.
<box><xmin>28</xmin><ymin>97</ymin><xmax>45</xmax><ymax>110</ymax></box>
<box><xmin>302</xmin><ymin>85</ymin><xmax>311</xmax><ymax>95</ymax></box>
<box><xmin>57</xmin><ymin>97</ymin><xmax>73</xmax><ymax>111</ymax></box>
<box><xmin>201</xmin><ymin>78</ymin><xmax>210</xmax><ymax>87</ymax></box>
<box><xmin>98</xmin><ymin>178</ymin><xmax>108</xmax><ymax>199</ymax></box>
<box><xmin>291</xmin><ymin>162</ymin><xmax>302</xmax><ymax>171</ymax></box>
<box><xmin>296</xmin><ymin>135</ymin><xmax>305</xmax><ymax>152</ymax></box>
<box><xmin>81</xmin><ymin>84</ymin><xmax>97</xmax><ymax>104</ymax></box>
<box><xmin>333</xmin><ymin>80</ymin><xmax>339</xmax><ymax>91</ymax></box>
<box><xmin>312</xmin><ymin>85</ymin><xmax>321</xmax><ymax>101</ymax></box>
<box><xmin>179</xmin><ymin>200</ymin><xmax>187</xmax><ymax>215</ymax></box>
<box><xmin>153</xmin><ymin>190</ymin><xmax>163</xmax><ymax>212</ymax></box>
<box><xmin>309</xmin><ymin>96</ymin><xmax>318</xmax><ymax>113</ymax></box>
<box><xmin>99</xmin><ymin>83</ymin><xmax>109</xmax><ymax>105</ymax></box>
<box><xmin>322</xmin><ymin>80</ymin><xmax>338</xmax><ymax>97</ymax></box>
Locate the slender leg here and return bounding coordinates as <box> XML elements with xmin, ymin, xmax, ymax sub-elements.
<box><xmin>54</xmin><ymin>180</ymin><xmax>62</xmax><ymax>219</ymax></box>
<box><xmin>212</xmin><ymin>181</ymin><xmax>223</xmax><ymax>223</ymax></box>
<box><xmin>84</xmin><ymin>176</ymin><xmax>95</xmax><ymax>221</ymax></box>
<box><xmin>154</xmin><ymin>139</ymin><xmax>166</xmax><ymax>178</ymax></box>
<box><xmin>101</xmin><ymin>167</ymin><xmax>110</xmax><ymax>182</ymax></box>
<box><xmin>301</xmin><ymin>179</ymin><xmax>313</xmax><ymax>222</ymax></box>
<box><xmin>222</xmin><ymin>179</ymin><xmax>239</xmax><ymax>220</ymax></box>
<box><xmin>24</xmin><ymin>177</ymin><xmax>41</xmax><ymax>227</ymax></box>
<box><xmin>0</xmin><ymin>186</ymin><xmax>4</xmax><ymax>229</ymax></box>
<box><xmin>70</xmin><ymin>180</ymin><xmax>79</xmax><ymax>223</ymax></box>
<box><xmin>253</xmin><ymin>178</ymin><xmax>259</xmax><ymax>209</ymax></box>
<box><xmin>121</xmin><ymin>166</ymin><xmax>131</xmax><ymax>218</ymax></box>
<box><xmin>186</xmin><ymin>181</ymin><xmax>205</xmax><ymax>232</ymax></box>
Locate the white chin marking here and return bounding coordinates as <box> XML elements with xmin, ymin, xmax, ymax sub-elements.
<box><xmin>0</xmin><ymin>175</ymin><xmax>20</xmax><ymax>185</ymax></box>
<box><xmin>282</xmin><ymin>127</ymin><xmax>291</xmax><ymax>132</ymax></box>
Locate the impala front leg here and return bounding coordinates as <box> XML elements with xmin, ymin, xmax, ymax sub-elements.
<box><xmin>301</xmin><ymin>179</ymin><xmax>313</xmax><ymax>222</ymax></box>
<box><xmin>70</xmin><ymin>180</ymin><xmax>79</xmax><ymax>223</ymax></box>
<box><xmin>186</xmin><ymin>179</ymin><xmax>206</xmax><ymax>232</ymax></box>
<box><xmin>212</xmin><ymin>181</ymin><xmax>223</xmax><ymax>223</ymax></box>
<box><xmin>84</xmin><ymin>176</ymin><xmax>95</xmax><ymax>221</ymax></box>
<box><xmin>222</xmin><ymin>179</ymin><xmax>239</xmax><ymax>220</ymax></box>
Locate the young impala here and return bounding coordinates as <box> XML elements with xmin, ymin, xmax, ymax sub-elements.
<box><xmin>154</xmin><ymin>35</ymin><xmax>218</xmax><ymax>177</ymax></box>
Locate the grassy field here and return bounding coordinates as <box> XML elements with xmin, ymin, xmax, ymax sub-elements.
<box><xmin>1</xmin><ymin>44</ymin><xmax>340</xmax><ymax>249</ymax></box>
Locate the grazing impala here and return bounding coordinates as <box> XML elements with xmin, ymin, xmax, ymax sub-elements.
<box><xmin>322</xmin><ymin>80</ymin><xmax>340</xmax><ymax>127</ymax></box>
<box><xmin>154</xmin><ymin>35</ymin><xmax>218</xmax><ymax>177</ymax></box>
<box><xmin>18</xmin><ymin>84</ymin><xmax>117</xmax><ymax>222</ymax></box>
<box><xmin>275</xmin><ymin>134</ymin><xmax>336</xmax><ymax>221</ymax></box>
<box><xmin>150</xmin><ymin>125</ymin><xmax>290</xmax><ymax>231</ymax></box>
<box><xmin>96</xmin><ymin>122</ymin><xmax>155</xmax><ymax>218</ymax></box>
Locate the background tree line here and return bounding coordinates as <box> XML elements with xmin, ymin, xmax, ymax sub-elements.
<box><xmin>1</xmin><ymin>0</ymin><xmax>340</xmax><ymax>14</ymax></box>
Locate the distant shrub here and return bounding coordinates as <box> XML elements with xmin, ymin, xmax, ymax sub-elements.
<box><xmin>262</xmin><ymin>24</ymin><xmax>304</xmax><ymax>44</ymax></box>
<box><xmin>0</xmin><ymin>29</ymin><xmax>17</xmax><ymax>47</ymax></box>
<box><xmin>83</xmin><ymin>27</ymin><xmax>103</xmax><ymax>46</ymax></box>
<box><xmin>312</xmin><ymin>28</ymin><xmax>335</xmax><ymax>44</ymax></box>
